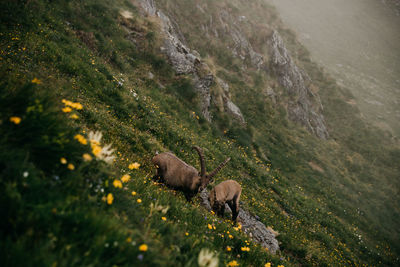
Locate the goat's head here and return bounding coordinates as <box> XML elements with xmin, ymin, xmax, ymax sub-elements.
<box><xmin>208</xmin><ymin>188</ymin><xmax>216</xmax><ymax>208</ymax></box>
<box><xmin>192</xmin><ymin>146</ymin><xmax>231</xmax><ymax>191</ymax></box>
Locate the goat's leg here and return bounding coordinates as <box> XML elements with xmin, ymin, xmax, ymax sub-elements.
<box><xmin>152</xmin><ymin>167</ymin><xmax>162</xmax><ymax>182</ymax></box>
<box><xmin>231</xmin><ymin>197</ymin><xmax>239</xmax><ymax>222</ymax></box>
<box><xmin>184</xmin><ymin>191</ymin><xmax>195</xmax><ymax>202</ymax></box>
<box><xmin>216</xmin><ymin>202</ymin><xmax>225</xmax><ymax>217</ymax></box>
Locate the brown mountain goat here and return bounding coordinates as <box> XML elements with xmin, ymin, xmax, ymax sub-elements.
<box><xmin>152</xmin><ymin>146</ymin><xmax>230</xmax><ymax>200</ymax></box>
<box><xmin>209</xmin><ymin>180</ymin><xmax>242</xmax><ymax>222</ymax></box>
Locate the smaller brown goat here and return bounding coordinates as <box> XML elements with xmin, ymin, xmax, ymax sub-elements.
<box><xmin>152</xmin><ymin>146</ymin><xmax>230</xmax><ymax>200</ymax></box>
<box><xmin>209</xmin><ymin>180</ymin><xmax>242</xmax><ymax>222</ymax></box>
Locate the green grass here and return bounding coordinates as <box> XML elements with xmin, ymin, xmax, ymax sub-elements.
<box><xmin>1</xmin><ymin>0</ymin><xmax>399</xmax><ymax>266</ymax></box>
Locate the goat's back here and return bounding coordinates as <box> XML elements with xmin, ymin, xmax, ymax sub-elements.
<box><xmin>152</xmin><ymin>152</ymin><xmax>199</xmax><ymax>189</ymax></box>
<box><xmin>215</xmin><ymin>180</ymin><xmax>242</xmax><ymax>201</ymax></box>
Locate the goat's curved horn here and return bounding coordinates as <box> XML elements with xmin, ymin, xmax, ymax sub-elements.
<box><xmin>207</xmin><ymin>157</ymin><xmax>230</xmax><ymax>179</ymax></box>
<box><xmin>192</xmin><ymin>146</ymin><xmax>206</xmax><ymax>179</ymax></box>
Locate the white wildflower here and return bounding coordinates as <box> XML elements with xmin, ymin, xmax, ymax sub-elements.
<box><xmin>88</xmin><ymin>131</ymin><xmax>102</xmax><ymax>145</ymax></box>
<box><xmin>198</xmin><ymin>248</ymin><xmax>219</xmax><ymax>267</ymax></box>
<box><xmin>150</xmin><ymin>201</ymin><xmax>170</xmax><ymax>214</ymax></box>
<box><xmin>98</xmin><ymin>143</ymin><xmax>116</xmax><ymax>164</ymax></box>
<box><xmin>88</xmin><ymin>131</ymin><xmax>115</xmax><ymax>164</ymax></box>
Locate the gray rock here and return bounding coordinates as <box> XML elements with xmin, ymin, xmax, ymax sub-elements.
<box><xmin>137</xmin><ymin>1</ymin><xmax>245</xmax><ymax>124</ymax></box>
<box><xmin>191</xmin><ymin>50</ymin><xmax>201</xmax><ymax>58</ymax></box>
<box><xmin>239</xmin><ymin>208</ymin><xmax>280</xmax><ymax>255</ymax></box>
<box><xmin>216</xmin><ymin>77</ymin><xmax>230</xmax><ymax>94</ymax></box>
<box><xmin>194</xmin><ymin>73</ymin><xmax>214</xmax><ymax>122</ymax></box>
<box><xmin>138</xmin><ymin>0</ymin><xmax>156</xmax><ymax>16</ymax></box>
<box><xmin>199</xmin><ymin>189</ymin><xmax>280</xmax><ymax>254</ymax></box>
<box><xmin>137</xmin><ymin>2</ymin><xmax>201</xmax><ymax>75</ymax></box>
<box><xmin>216</xmin><ymin>78</ymin><xmax>246</xmax><ymax>125</ymax></box>
<box><xmin>158</xmin><ymin>12</ymin><xmax>200</xmax><ymax>75</ymax></box>
<box><xmin>269</xmin><ymin>31</ymin><xmax>329</xmax><ymax>139</ymax></box>
<box><xmin>218</xmin><ymin>10</ymin><xmax>264</xmax><ymax>70</ymax></box>
<box><xmin>225</xmin><ymin>100</ymin><xmax>245</xmax><ymax>125</ymax></box>
<box><xmin>263</xmin><ymin>87</ymin><xmax>277</xmax><ymax>105</ymax></box>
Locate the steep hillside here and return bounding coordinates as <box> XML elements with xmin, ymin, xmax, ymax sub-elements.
<box><xmin>1</xmin><ymin>0</ymin><xmax>399</xmax><ymax>266</ymax></box>
<box><xmin>266</xmin><ymin>0</ymin><xmax>400</xmax><ymax>135</ymax></box>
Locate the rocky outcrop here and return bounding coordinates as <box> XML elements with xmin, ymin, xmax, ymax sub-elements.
<box><xmin>216</xmin><ymin>78</ymin><xmax>246</xmax><ymax>125</ymax></box>
<box><xmin>138</xmin><ymin>0</ymin><xmax>211</xmax><ymax>120</ymax></box>
<box><xmin>269</xmin><ymin>31</ymin><xmax>329</xmax><ymax>139</ymax></box>
<box><xmin>137</xmin><ymin>0</ymin><xmax>245</xmax><ymax>124</ymax></box>
<box><xmin>218</xmin><ymin>10</ymin><xmax>264</xmax><ymax>70</ymax></box>
<box><xmin>239</xmin><ymin>208</ymin><xmax>280</xmax><ymax>255</ymax></box>
<box><xmin>193</xmin><ymin>73</ymin><xmax>213</xmax><ymax>122</ymax></box>
<box><xmin>199</xmin><ymin>189</ymin><xmax>280</xmax><ymax>254</ymax></box>
<box><xmin>138</xmin><ymin>0</ymin><xmax>156</xmax><ymax>16</ymax></box>
<box><xmin>138</xmin><ymin>1</ymin><xmax>328</xmax><ymax>137</ymax></box>
<box><xmin>263</xmin><ymin>87</ymin><xmax>277</xmax><ymax>105</ymax></box>
<box><xmin>156</xmin><ymin>10</ymin><xmax>201</xmax><ymax>75</ymax></box>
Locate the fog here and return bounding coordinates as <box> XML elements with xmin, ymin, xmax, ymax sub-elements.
<box><xmin>266</xmin><ymin>0</ymin><xmax>400</xmax><ymax>135</ymax></box>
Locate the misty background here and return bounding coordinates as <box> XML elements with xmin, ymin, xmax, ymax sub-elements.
<box><xmin>267</xmin><ymin>0</ymin><xmax>400</xmax><ymax>135</ymax></box>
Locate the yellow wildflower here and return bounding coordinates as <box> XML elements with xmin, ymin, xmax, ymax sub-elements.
<box><xmin>62</xmin><ymin>99</ymin><xmax>83</xmax><ymax>110</ymax></box>
<box><xmin>228</xmin><ymin>234</ymin><xmax>233</xmax><ymax>239</ymax></box>
<box><xmin>31</xmin><ymin>78</ymin><xmax>41</xmax><ymax>84</ymax></box>
<box><xmin>131</xmin><ymin>191</ymin><xmax>137</xmax><ymax>196</ymax></box>
<box><xmin>161</xmin><ymin>217</ymin><xmax>167</xmax><ymax>221</ymax></box>
<box><xmin>62</xmin><ymin>99</ymin><xmax>71</xmax><ymax>105</ymax></box>
<box><xmin>137</xmin><ymin>199</ymin><xmax>142</xmax><ymax>203</ymax></box>
<box><xmin>185</xmin><ymin>232</ymin><xmax>189</xmax><ymax>236</ymax></box>
<box><xmin>83</xmin><ymin>153</ymin><xmax>92</xmax><ymax>162</ymax></box>
<box><xmin>277</xmin><ymin>265</ymin><xmax>284</xmax><ymax>267</ymax></box>
<box><xmin>107</xmin><ymin>193</ymin><xmax>114</xmax><ymax>204</ymax></box>
<box><xmin>91</xmin><ymin>144</ymin><xmax>102</xmax><ymax>157</ymax></box>
<box><xmin>139</xmin><ymin>244</ymin><xmax>148</xmax><ymax>251</ymax></box>
<box><xmin>70</xmin><ymin>114</ymin><xmax>79</xmax><ymax>119</ymax></box>
<box><xmin>60</xmin><ymin>157</ymin><xmax>67</xmax><ymax>164</ymax></box>
<box><xmin>74</xmin><ymin>134</ymin><xmax>87</xmax><ymax>145</ymax></box>
<box><xmin>126</xmin><ymin>237</ymin><xmax>132</xmax><ymax>243</ymax></box>
<box><xmin>113</xmin><ymin>179</ymin><xmax>123</xmax><ymax>188</ymax></box>
<box><xmin>67</xmin><ymin>163</ymin><xmax>75</xmax><ymax>170</ymax></box>
<box><xmin>90</xmin><ymin>139</ymin><xmax>100</xmax><ymax>146</ymax></box>
<box><xmin>62</xmin><ymin>107</ymin><xmax>72</xmax><ymax>113</ymax></box>
<box><xmin>265</xmin><ymin>263</ymin><xmax>271</xmax><ymax>267</ymax></box>
<box><xmin>10</xmin><ymin>116</ymin><xmax>21</xmax><ymax>124</ymax></box>
<box><xmin>128</xmin><ymin>162</ymin><xmax>140</xmax><ymax>170</ymax></box>
<box><xmin>240</xmin><ymin>247</ymin><xmax>250</xmax><ymax>252</ymax></box>
<box><xmin>207</xmin><ymin>224</ymin><xmax>213</xmax><ymax>230</ymax></box>
<box><xmin>121</xmin><ymin>174</ymin><xmax>131</xmax><ymax>183</ymax></box>
<box><xmin>226</xmin><ymin>246</ymin><xmax>232</xmax><ymax>252</ymax></box>
<box><xmin>71</xmin><ymin>102</ymin><xmax>83</xmax><ymax>110</ymax></box>
<box><xmin>227</xmin><ymin>260</ymin><xmax>239</xmax><ymax>267</ymax></box>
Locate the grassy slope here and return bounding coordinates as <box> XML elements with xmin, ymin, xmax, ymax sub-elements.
<box><xmin>0</xmin><ymin>0</ymin><xmax>398</xmax><ymax>266</ymax></box>
<box><xmin>157</xmin><ymin>0</ymin><xmax>400</xmax><ymax>263</ymax></box>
